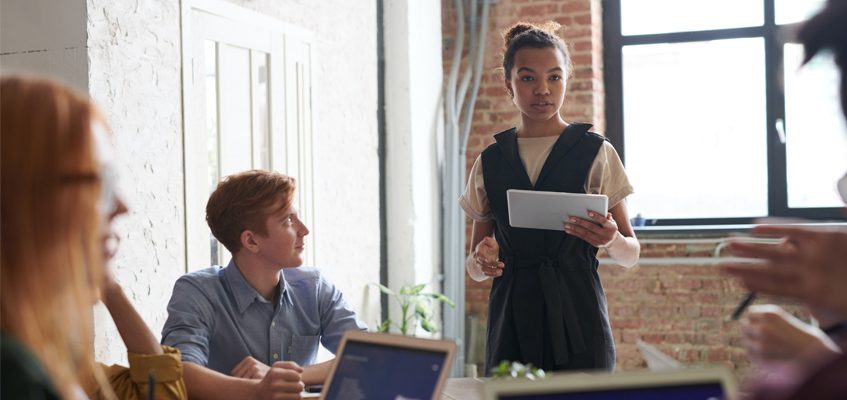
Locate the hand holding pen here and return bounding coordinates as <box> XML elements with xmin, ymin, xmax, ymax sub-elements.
<box><xmin>721</xmin><ymin>224</ymin><xmax>847</xmax><ymax>316</ymax></box>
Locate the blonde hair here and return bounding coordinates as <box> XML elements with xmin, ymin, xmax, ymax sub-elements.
<box><xmin>1</xmin><ymin>75</ymin><xmax>113</xmax><ymax>398</ymax></box>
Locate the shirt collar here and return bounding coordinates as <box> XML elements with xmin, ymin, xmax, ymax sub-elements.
<box><xmin>223</xmin><ymin>259</ymin><xmax>293</xmax><ymax>314</ymax></box>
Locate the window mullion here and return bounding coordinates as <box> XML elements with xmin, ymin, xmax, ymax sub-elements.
<box><xmin>765</xmin><ymin>0</ymin><xmax>789</xmax><ymax>217</ymax></box>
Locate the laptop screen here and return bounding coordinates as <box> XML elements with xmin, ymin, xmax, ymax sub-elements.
<box><xmin>497</xmin><ymin>382</ymin><xmax>726</xmax><ymax>400</ymax></box>
<box><xmin>323</xmin><ymin>340</ymin><xmax>449</xmax><ymax>400</ymax></box>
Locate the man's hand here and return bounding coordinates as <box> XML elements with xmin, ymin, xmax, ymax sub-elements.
<box><xmin>252</xmin><ymin>361</ymin><xmax>305</xmax><ymax>400</ymax></box>
<box><xmin>741</xmin><ymin>305</ymin><xmax>839</xmax><ymax>363</ymax></box>
<box><xmin>722</xmin><ymin>226</ymin><xmax>847</xmax><ymax>315</ymax></box>
<box><xmin>232</xmin><ymin>356</ymin><xmax>270</xmax><ymax>379</ymax></box>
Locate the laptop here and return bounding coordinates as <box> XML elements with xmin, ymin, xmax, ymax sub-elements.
<box><xmin>316</xmin><ymin>330</ymin><xmax>457</xmax><ymax>400</ymax></box>
<box><xmin>483</xmin><ymin>367</ymin><xmax>737</xmax><ymax>400</ymax></box>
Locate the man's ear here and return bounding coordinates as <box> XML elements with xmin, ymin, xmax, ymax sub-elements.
<box><xmin>240</xmin><ymin>230</ymin><xmax>260</xmax><ymax>253</ymax></box>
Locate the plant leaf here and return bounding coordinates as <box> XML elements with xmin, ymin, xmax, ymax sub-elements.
<box><xmin>372</xmin><ymin>283</ymin><xmax>395</xmax><ymax>296</ymax></box>
<box><xmin>414</xmin><ymin>299</ymin><xmax>431</xmax><ymax>318</ymax></box>
<box><xmin>420</xmin><ymin>318</ymin><xmax>438</xmax><ymax>333</ymax></box>
<box><xmin>402</xmin><ymin>283</ymin><xmax>427</xmax><ymax>295</ymax></box>
<box><xmin>425</xmin><ymin>293</ymin><xmax>456</xmax><ymax>307</ymax></box>
<box><xmin>377</xmin><ymin>319</ymin><xmax>392</xmax><ymax>333</ymax></box>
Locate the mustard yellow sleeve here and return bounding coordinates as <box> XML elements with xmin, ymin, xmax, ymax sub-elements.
<box><xmin>90</xmin><ymin>346</ymin><xmax>187</xmax><ymax>400</ymax></box>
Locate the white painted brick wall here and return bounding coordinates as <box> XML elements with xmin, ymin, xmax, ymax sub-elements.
<box><xmin>87</xmin><ymin>0</ymin><xmax>185</xmax><ymax>365</ymax></box>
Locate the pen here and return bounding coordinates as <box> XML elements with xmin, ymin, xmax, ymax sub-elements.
<box><xmin>729</xmin><ymin>292</ymin><xmax>757</xmax><ymax>321</ymax></box>
<box><xmin>148</xmin><ymin>370</ymin><xmax>155</xmax><ymax>400</ymax></box>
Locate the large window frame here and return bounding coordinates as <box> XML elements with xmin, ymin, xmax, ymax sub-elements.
<box><xmin>181</xmin><ymin>0</ymin><xmax>316</xmax><ymax>270</ymax></box>
<box><xmin>603</xmin><ymin>0</ymin><xmax>845</xmax><ymax>228</ymax></box>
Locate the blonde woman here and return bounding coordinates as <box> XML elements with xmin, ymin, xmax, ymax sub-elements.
<box><xmin>0</xmin><ymin>75</ymin><xmax>186</xmax><ymax>399</ymax></box>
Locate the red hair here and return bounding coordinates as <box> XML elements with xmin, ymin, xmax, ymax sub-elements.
<box><xmin>1</xmin><ymin>74</ymin><xmax>112</xmax><ymax>398</ymax></box>
<box><xmin>206</xmin><ymin>170</ymin><xmax>296</xmax><ymax>253</ymax></box>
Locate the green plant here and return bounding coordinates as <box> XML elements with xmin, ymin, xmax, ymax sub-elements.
<box><xmin>490</xmin><ymin>361</ymin><xmax>547</xmax><ymax>380</ymax></box>
<box><xmin>372</xmin><ymin>282</ymin><xmax>455</xmax><ymax>336</ymax></box>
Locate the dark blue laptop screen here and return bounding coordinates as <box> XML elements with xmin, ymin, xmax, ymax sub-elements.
<box><xmin>498</xmin><ymin>382</ymin><xmax>726</xmax><ymax>400</ymax></box>
<box><xmin>324</xmin><ymin>341</ymin><xmax>448</xmax><ymax>400</ymax></box>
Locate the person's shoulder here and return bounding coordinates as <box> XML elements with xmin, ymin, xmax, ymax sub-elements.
<box><xmin>580</xmin><ymin>126</ymin><xmax>607</xmax><ymax>144</ymax></box>
<box><xmin>174</xmin><ymin>266</ymin><xmax>224</xmax><ymax>291</ymax></box>
<box><xmin>282</xmin><ymin>266</ymin><xmax>322</xmax><ymax>283</ymax></box>
<box><xmin>180</xmin><ymin>266</ymin><xmax>223</xmax><ymax>281</ymax></box>
<box><xmin>483</xmin><ymin>127</ymin><xmax>517</xmax><ymax>153</ymax></box>
<box><xmin>1</xmin><ymin>333</ymin><xmax>59</xmax><ymax>399</ymax></box>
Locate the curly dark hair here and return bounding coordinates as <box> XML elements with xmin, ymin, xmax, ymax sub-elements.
<box><xmin>501</xmin><ymin>21</ymin><xmax>572</xmax><ymax>80</ymax></box>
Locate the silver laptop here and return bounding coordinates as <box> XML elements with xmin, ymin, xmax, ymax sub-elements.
<box><xmin>483</xmin><ymin>367</ymin><xmax>737</xmax><ymax>400</ymax></box>
<box><xmin>317</xmin><ymin>330</ymin><xmax>457</xmax><ymax>400</ymax></box>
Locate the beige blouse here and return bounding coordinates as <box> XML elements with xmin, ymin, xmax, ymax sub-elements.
<box><xmin>459</xmin><ymin>135</ymin><xmax>633</xmax><ymax>222</ymax></box>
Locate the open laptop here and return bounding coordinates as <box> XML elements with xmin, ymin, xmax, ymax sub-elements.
<box><xmin>483</xmin><ymin>367</ymin><xmax>737</xmax><ymax>400</ymax></box>
<box><xmin>315</xmin><ymin>330</ymin><xmax>457</xmax><ymax>400</ymax></box>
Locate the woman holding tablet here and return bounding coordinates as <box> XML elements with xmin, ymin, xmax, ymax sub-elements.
<box><xmin>459</xmin><ymin>21</ymin><xmax>640</xmax><ymax>374</ymax></box>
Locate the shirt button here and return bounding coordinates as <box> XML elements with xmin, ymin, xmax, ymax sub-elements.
<box><xmin>271</xmin><ymin>321</ymin><xmax>276</xmax><ymax>327</ymax></box>
<box><xmin>273</xmin><ymin>353</ymin><xmax>279</xmax><ymax>360</ymax></box>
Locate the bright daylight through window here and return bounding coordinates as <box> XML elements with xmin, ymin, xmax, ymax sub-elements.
<box><xmin>604</xmin><ymin>0</ymin><xmax>846</xmax><ymax>227</ymax></box>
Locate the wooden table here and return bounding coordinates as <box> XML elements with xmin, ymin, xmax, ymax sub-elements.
<box><xmin>441</xmin><ymin>377</ymin><xmax>486</xmax><ymax>400</ymax></box>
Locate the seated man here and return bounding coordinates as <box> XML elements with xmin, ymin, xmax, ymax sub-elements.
<box><xmin>162</xmin><ymin>170</ymin><xmax>367</xmax><ymax>399</ymax></box>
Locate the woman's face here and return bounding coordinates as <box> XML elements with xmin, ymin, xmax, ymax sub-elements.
<box><xmin>506</xmin><ymin>46</ymin><xmax>568</xmax><ymax>122</ymax></box>
<box><xmin>91</xmin><ymin>122</ymin><xmax>127</xmax><ymax>260</ymax></box>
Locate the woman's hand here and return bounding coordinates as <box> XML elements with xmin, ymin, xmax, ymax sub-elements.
<box><xmin>564</xmin><ymin>211</ymin><xmax>620</xmax><ymax>248</ymax></box>
<box><xmin>473</xmin><ymin>236</ymin><xmax>504</xmax><ymax>278</ymax></box>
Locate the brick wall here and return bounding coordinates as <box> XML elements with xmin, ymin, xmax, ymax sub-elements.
<box><xmin>442</xmin><ymin>0</ymin><xmax>805</xmax><ymax>380</ymax></box>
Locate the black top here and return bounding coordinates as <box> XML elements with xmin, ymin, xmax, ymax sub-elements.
<box><xmin>1</xmin><ymin>332</ymin><xmax>60</xmax><ymax>400</ymax></box>
<box><xmin>480</xmin><ymin>123</ymin><xmax>615</xmax><ymax>373</ymax></box>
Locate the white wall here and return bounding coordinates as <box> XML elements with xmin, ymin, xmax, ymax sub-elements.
<box><xmin>85</xmin><ymin>0</ymin><xmax>186</xmax><ymax>364</ymax></box>
<box><xmin>0</xmin><ymin>0</ymin><xmax>88</xmax><ymax>90</ymax></box>
<box><xmin>383</xmin><ymin>0</ymin><xmax>444</xmax><ymax>333</ymax></box>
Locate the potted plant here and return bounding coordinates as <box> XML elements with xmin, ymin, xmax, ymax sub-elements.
<box><xmin>490</xmin><ymin>360</ymin><xmax>546</xmax><ymax>380</ymax></box>
<box><xmin>372</xmin><ymin>283</ymin><xmax>455</xmax><ymax>336</ymax></box>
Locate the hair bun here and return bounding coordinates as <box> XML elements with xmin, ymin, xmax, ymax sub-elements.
<box><xmin>503</xmin><ymin>21</ymin><xmax>563</xmax><ymax>48</ymax></box>
<box><xmin>503</xmin><ymin>23</ymin><xmax>535</xmax><ymax>47</ymax></box>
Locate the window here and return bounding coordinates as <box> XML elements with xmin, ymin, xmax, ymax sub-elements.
<box><xmin>182</xmin><ymin>1</ymin><xmax>315</xmax><ymax>269</ymax></box>
<box><xmin>604</xmin><ymin>0</ymin><xmax>846</xmax><ymax>227</ymax></box>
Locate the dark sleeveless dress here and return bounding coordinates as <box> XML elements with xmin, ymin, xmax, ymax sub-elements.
<box><xmin>480</xmin><ymin>123</ymin><xmax>615</xmax><ymax>374</ymax></box>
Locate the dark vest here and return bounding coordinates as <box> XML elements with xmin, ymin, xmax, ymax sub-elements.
<box><xmin>481</xmin><ymin>123</ymin><xmax>615</xmax><ymax>373</ymax></box>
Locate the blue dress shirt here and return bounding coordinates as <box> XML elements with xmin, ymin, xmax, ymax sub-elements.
<box><xmin>161</xmin><ymin>261</ymin><xmax>367</xmax><ymax>374</ymax></box>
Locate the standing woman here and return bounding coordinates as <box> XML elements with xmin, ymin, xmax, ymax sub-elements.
<box><xmin>459</xmin><ymin>22</ymin><xmax>640</xmax><ymax>374</ymax></box>
<box><xmin>1</xmin><ymin>75</ymin><xmax>186</xmax><ymax>399</ymax></box>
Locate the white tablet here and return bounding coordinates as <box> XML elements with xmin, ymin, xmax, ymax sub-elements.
<box><xmin>507</xmin><ymin>189</ymin><xmax>608</xmax><ymax>231</ymax></box>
